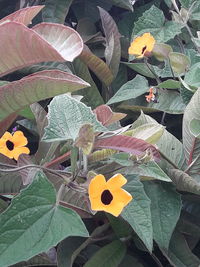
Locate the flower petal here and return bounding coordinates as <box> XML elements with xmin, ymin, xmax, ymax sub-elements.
<box><xmin>114</xmin><ymin>188</ymin><xmax>133</xmax><ymax>206</ymax></box>
<box><xmin>88</xmin><ymin>174</ymin><xmax>106</xmax><ymax>198</ymax></box>
<box><xmin>12</xmin><ymin>131</ymin><xmax>28</xmax><ymax>147</ymax></box>
<box><xmin>107</xmin><ymin>174</ymin><xmax>127</xmax><ymax>191</ymax></box>
<box><xmin>12</xmin><ymin>146</ymin><xmax>30</xmax><ymax>160</ymax></box>
<box><xmin>89</xmin><ymin>196</ymin><xmax>105</xmax><ymax>211</ymax></box>
<box><xmin>0</xmin><ymin>132</ymin><xmax>12</xmax><ymax>147</ymax></box>
<box><xmin>0</xmin><ymin>146</ymin><xmax>15</xmax><ymax>159</ymax></box>
<box><xmin>128</xmin><ymin>32</ymin><xmax>155</xmax><ymax>58</ymax></box>
<box><xmin>103</xmin><ymin>201</ymin><xmax>124</xmax><ymax>217</ymax></box>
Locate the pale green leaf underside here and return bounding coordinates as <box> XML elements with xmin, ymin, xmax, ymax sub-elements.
<box><xmin>0</xmin><ymin>171</ymin><xmax>88</xmax><ymax>267</ymax></box>
<box><xmin>43</xmin><ymin>94</ymin><xmax>107</xmax><ymax>142</ymax></box>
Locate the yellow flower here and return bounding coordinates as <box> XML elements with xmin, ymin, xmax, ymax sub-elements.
<box><xmin>0</xmin><ymin>131</ymin><xmax>30</xmax><ymax>160</ymax></box>
<box><xmin>128</xmin><ymin>32</ymin><xmax>155</xmax><ymax>58</ymax></box>
<box><xmin>88</xmin><ymin>174</ymin><xmax>132</xmax><ymax>217</ymax></box>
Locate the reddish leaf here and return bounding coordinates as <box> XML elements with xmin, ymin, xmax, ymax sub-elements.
<box><xmin>0</xmin><ymin>6</ymin><xmax>44</xmax><ymax>26</ymax></box>
<box><xmin>93</xmin><ymin>104</ymin><xmax>126</xmax><ymax>126</ymax></box>
<box><xmin>98</xmin><ymin>7</ymin><xmax>121</xmax><ymax>78</ymax></box>
<box><xmin>0</xmin><ymin>22</ymin><xmax>83</xmax><ymax>77</ymax></box>
<box><xmin>0</xmin><ymin>113</ymin><xmax>18</xmax><ymax>136</ymax></box>
<box><xmin>79</xmin><ymin>45</ymin><xmax>113</xmax><ymax>86</ymax></box>
<box><xmin>0</xmin><ymin>70</ymin><xmax>89</xmax><ymax>121</ymax></box>
<box><xmin>32</xmin><ymin>23</ymin><xmax>83</xmax><ymax>62</ymax></box>
<box><xmin>95</xmin><ymin>135</ymin><xmax>160</xmax><ymax>161</ymax></box>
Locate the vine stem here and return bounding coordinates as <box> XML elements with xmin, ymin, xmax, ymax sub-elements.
<box><xmin>144</xmin><ymin>57</ymin><xmax>162</xmax><ymax>84</ymax></box>
<box><xmin>0</xmin><ymin>164</ymin><xmax>71</xmax><ymax>182</ymax></box>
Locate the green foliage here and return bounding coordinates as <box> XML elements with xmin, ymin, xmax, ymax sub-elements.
<box><xmin>43</xmin><ymin>94</ymin><xmax>107</xmax><ymax>142</ymax></box>
<box><xmin>84</xmin><ymin>240</ymin><xmax>126</xmax><ymax>267</ymax></box>
<box><xmin>122</xmin><ymin>177</ymin><xmax>153</xmax><ymax>252</ymax></box>
<box><xmin>133</xmin><ymin>5</ymin><xmax>183</xmax><ymax>42</ymax></box>
<box><xmin>0</xmin><ymin>171</ymin><xmax>88</xmax><ymax>266</ymax></box>
<box><xmin>0</xmin><ymin>0</ymin><xmax>200</xmax><ymax>266</ymax></box>
<box><xmin>144</xmin><ymin>182</ymin><xmax>182</xmax><ymax>250</ymax></box>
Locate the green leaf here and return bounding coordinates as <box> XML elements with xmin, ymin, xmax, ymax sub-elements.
<box><xmin>0</xmin><ymin>198</ymin><xmax>8</xmax><ymax>213</ymax></box>
<box><xmin>167</xmin><ymin>230</ymin><xmax>200</xmax><ymax>267</ymax></box>
<box><xmin>0</xmin><ymin>171</ymin><xmax>88</xmax><ymax>267</ymax></box>
<box><xmin>18</xmin><ymin>106</ymin><xmax>35</xmax><ymax>120</ymax></box>
<box><xmin>138</xmin><ymin>161</ymin><xmax>172</xmax><ymax>182</ymax></box>
<box><xmin>107</xmin><ymin>214</ymin><xmax>133</xmax><ymax>238</ymax></box>
<box><xmin>119</xmin><ymin>254</ymin><xmax>144</xmax><ymax>267</ymax></box>
<box><xmin>133</xmin><ymin>5</ymin><xmax>183</xmax><ymax>42</ymax></box>
<box><xmin>169</xmin><ymin>52</ymin><xmax>190</xmax><ymax>75</ymax></box>
<box><xmin>168</xmin><ymin>168</ymin><xmax>200</xmax><ymax>195</ymax></box>
<box><xmin>43</xmin><ymin>94</ymin><xmax>107</xmax><ymax>142</ymax></box>
<box><xmin>152</xmin><ymin>43</ymin><xmax>173</xmax><ymax>62</ymax></box>
<box><xmin>73</xmin><ymin>58</ymin><xmax>104</xmax><ymax>109</ymax></box>
<box><xmin>190</xmin><ymin>118</ymin><xmax>200</xmax><ymax>138</ymax></box>
<box><xmin>84</xmin><ymin>240</ymin><xmax>126</xmax><ymax>267</ymax></box>
<box><xmin>0</xmin><ymin>171</ymin><xmax>23</xmax><ymax>194</ymax></box>
<box><xmin>144</xmin><ymin>182</ymin><xmax>181</xmax><ymax>250</ymax></box>
<box><xmin>132</xmin><ymin>112</ymin><xmax>185</xmax><ymax>169</ymax></box>
<box><xmin>123</xmin><ymin>62</ymin><xmax>155</xmax><ymax>78</ymax></box>
<box><xmin>42</xmin><ymin>0</ymin><xmax>73</xmax><ymax>24</ymax></box>
<box><xmin>184</xmin><ymin>63</ymin><xmax>200</xmax><ymax>88</ymax></box>
<box><xmin>129</xmin><ymin>123</ymin><xmax>164</xmax><ymax>144</ymax></box>
<box><xmin>120</xmin><ymin>89</ymin><xmax>186</xmax><ymax>114</ymax></box>
<box><xmin>0</xmin><ymin>70</ymin><xmax>89</xmax><ymax>122</ymax></box>
<box><xmin>10</xmin><ymin>254</ymin><xmax>53</xmax><ymax>267</ymax></box>
<box><xmin>57</xmin><ymin>237</ymin><xmax>86</xmax><ymax>267</ymax></box>
<box><xmin>108</xmin><ymin>0</ymin><xmax>133</xmax><ymax>11</ymax></box>
<box><xmin>183</xmin><ymin>87</ymin><xmax>200</xmax><ymax>177</ymax></box>
<box><xmin>121</xmin><ymin>176</ymin><xmax>153</xmax><ymax>252</ymax></box>
<box><xmin>157</xmin><ymin>79</ymin><xmax>181</xmax><ymax>89</ymax></box>
<box><xmin>107</xmin><ymin>75</ymin><xmax>149</xmax><ymax>105</ymax></box>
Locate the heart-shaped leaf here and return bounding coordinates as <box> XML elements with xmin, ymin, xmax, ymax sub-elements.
<box><xmin>0</xmin><ymin>171</ymin><xmax>88</xmax><ymax>267</ymax></box>
<box><xmin>43</xmin><ymin>94</ymin><xmax>107</xmax><ymax>142</ymax></box>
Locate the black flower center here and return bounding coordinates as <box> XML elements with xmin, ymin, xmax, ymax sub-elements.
<box><xmin>6</xmin><ymin>140</ymin><xmax>14</xmax><ymax>151</ymax></box>
<box><xmin>101</xmin><ymin>190</ymin><xmax>113</xmax><ymax>205</ymax></box>
<box><xmin>142</xmin><ymin>45</ymin><xmax>147</xmax><ymax>54</ymax></box>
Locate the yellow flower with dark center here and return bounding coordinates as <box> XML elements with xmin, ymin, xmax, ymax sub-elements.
<box><xmin>88</xmin><ymin>174</ymin><xmax>132</xmax><ymax>217</ymax></box>
<box><xmin>128</xmin><ymin>32</ymin><xmax>155</xmax><ymax>58</ymax></box>
<box><xmin>0</xmin><ymin>131</ymin><xmax>30</xmax><ymax>160</ymax></box>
